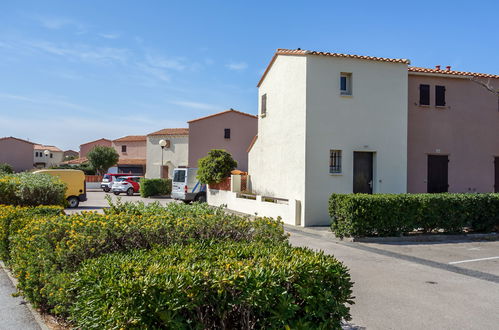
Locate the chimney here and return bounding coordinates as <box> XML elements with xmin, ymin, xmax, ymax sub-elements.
<box><xmin>446</xmin><ymin>65</ymin><xmax>451</xmax><ymax>71</ymax></box>
<box><xmin>435</xmin><ymin>65</ymin><xmax>441</xmax><ymax>70</ymax></box>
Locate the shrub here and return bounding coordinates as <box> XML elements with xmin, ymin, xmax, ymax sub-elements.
<box><xmin>9</xmin><ymin>203</ymin><xmax>287</xmax><ymax>314</ymax></box>
<box><xmin>0</xmin><ymin>173</ymin><xmax>66</xmax><ymax>206</ymax></box>
<box><xmin>86</xmin><ymin>146</ymin><xmax>119</xmax><ymax>175</ymax></box>
<box><xmin>139</xmin><ymin>178</ymin><xmax>172</xmax><ymax>197</ymax></box>
<box><xmin>0</xmin><ymin>163</ymin><xmax>14</xmax><ymax>174</ymax></box>
<box><xmin>329</xmin><ymin>193</ymin><xmax>499</xmax><ymax>238</ymax></box>
<box><xmin>0</xmin><ymin>204</ymin><xmax>64</xmax><ymax>261</ymax></box>
<box><xmin>197</xmin><ymin>149</ymin><xmax>237</xmax><ymax>184</ymax></box>
<box><xmin>71</xmin><ymin>241</ymin><xmax>353</xmax><ymax>329</ymax></box>
<box><xmin>50</xmin><ymin>163</ymin><xmax>95</xmax><ymax>175</ymax></box>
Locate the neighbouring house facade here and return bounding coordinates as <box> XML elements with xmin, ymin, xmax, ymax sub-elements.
<box><xmin>146</xmin><ymin>128</ymin><xmax>189</xmax><ymax>179</ymax></box>
<box><xmin>246</xmin><ymin>49</ymin><xmax>409</xmax><ymax>226</ymax></box>
<box><xmin>0</xmin><ymin>136</ymin><xmax>35</xmax><ymax>172</ymax></box>
<box><xmin>188</xmin><ymin>109</ymin><xmax>258</xmax><ymax>171</ymax></box>
<box><xmin>34</xmin><ymin>144</ymin><xmax>64</xmax><ymax>168</ymax></box>
<box><xmin>407</xmin><ymin>67</ymin><xmax>499</xmax><ymax>193</ymax></box>
<box><xmin>79</xmin><ymin>138</ymin><xmax>112</xmax><ymax>158</ymax></box>
<box><xmin>112</xmin><ymin>136</ymin><xmax>147</xmax><ymax>175</ymax></box>
<box><xmin>63</xmin><ymin>150</ymin><xmax>79</xmax><ymax>161</ymax></box>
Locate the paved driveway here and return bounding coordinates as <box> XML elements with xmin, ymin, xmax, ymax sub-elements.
<box><xmin>65</xmin><ymin>190</ymin><xmax>176</xmax><ymax>214</ymax></box>
<box><xmin>286</xmin><ymin>227</ymin><xmax>499</xmax><ymax>330</ymax></box>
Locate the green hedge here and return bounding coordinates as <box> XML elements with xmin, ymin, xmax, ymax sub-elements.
<box><xmin>8</xmin><ymin>203</ymin><xmax>288</xmax><ymax>314</ymax></box>
<box><xmin>0</xmin><ymin>173</ymin><xmax>66</xmax><ymax>206</ymax></box>
<box><xmin>139</xmin><ymin>178</ymin><xmax>172</xmax><ymax>197</ymax></box>
<box><xmin>0</xmin><ymin>204</ymin><xmax>64</xmax><ymax>261</ymax></box>
<box><xmin>329</xmin><ymin>193</ymin><xmax>499</xmax><ymax>238</ymax></box>
<box><xmin>0</xmin><ymin>163</ymin><xmax>13</xmax><ymax>174</ymax></box>
<box><xmin>72</xmin><ymin>242</ymin><xmax>353</xmax><ymax>329</ymax></box>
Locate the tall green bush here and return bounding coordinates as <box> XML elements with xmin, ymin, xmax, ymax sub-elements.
<box><xmin>0</xmin><ymin>173</ymin><xmax>66</xmax><ymax>206</ymax></box>
<box><xmin>197</xmin><ymin>149</ymin><xmax>237</xmax><ymax>184</ymax></box>
<box><xmin>329</xmin><ymin>193</ymin><xmax>499</xmax><ymax>238</ymax></box>
<box><xmin>0</xmin><ymin>163</ymin><xmax>14</xmax><ymax>174</ymax></box>
<box><xmin>86</xmin><ymin>146</ymin><xmax>119</xmax><ymax>175</ymax></box>
<box><xmin>139</xmin><ymin>178</ymin><xmax>172</xmax><ymax>197</ymax></box>
<box><xmin>71</xmin><ymin>242</ymin><xmax>353</xmax><ymax>329</ymax></box>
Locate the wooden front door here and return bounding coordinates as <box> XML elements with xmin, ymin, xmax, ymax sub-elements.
<box><xmin>427</xmin><ymin>155</ymin><xmax>448</xmax><ymax>193</ymax></box>
<box><xmin>161</xmin><ymin>166</ymin><xmax>169</xmax><ymax>179</ymax></box>
<box><xmin>495</xmin><ymin>157</ymin><xmax>499</xmax><ymax>193</ymax></box>
<box><xmin>353</xmin><ymin>152</ymin><xmax>373</xmax><ymax>194</ymax></box>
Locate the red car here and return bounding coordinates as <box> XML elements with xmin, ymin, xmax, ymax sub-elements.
<box><xmin>111</xmin><ymin>176</ymin><xmax>141</xmax><ymax>196</ymax></box>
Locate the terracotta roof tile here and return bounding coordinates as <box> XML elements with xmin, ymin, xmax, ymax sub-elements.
<box><xmin>34</xmin><ymin>144</ymin><xmax>63</xmax><ymax>152</ymax></box>
<box><xmin>258</xmin><ymin>48</ymin><xmax>410</xmax><ymax>87</ymax></box>
<box><xmin>0</xmin><ymin>136</ymin><xmax>36</xmax><ymax>145</ymax></box>
<box><xmin>61</xmin><ymin>157</ymin><xmax>88</xmax><ymax>165</ymax></box>
<box><xmin>408</xmin><ymin>66</ymin><xmax>499</xmax><ymax>79</ymax></box>
<box><xmin>80</xmin><ymin>138</ymin><xmax>112</xmax><ymax>147</ymax></box>
<box><xmin>113</xmin><ymin>135</ymin><xmax>147</xmax><ymax>142</ymax></box>
<box><xmin>147</xmin><ymin>128</ymin><xmax>189</xmax><ymax>136</ymax></box>
<box><xmin>188</xmin><ymin>109</ymin><xmax>257</xmax><ymax>123</ymax></box>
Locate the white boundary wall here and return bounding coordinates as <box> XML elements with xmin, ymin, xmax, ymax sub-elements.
<box><xmin>207</xmin><ymin>187</ymin><xmax>301</xmax><ymax>226</ymax></box>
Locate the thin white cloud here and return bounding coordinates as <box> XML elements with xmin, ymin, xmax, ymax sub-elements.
<box><xmin>226</xmin><ymin>61</ymin><xmax>248</xmax><ymax>71</ymax></box>
<box><xmin>0</xmin><ymin>93</ymin><xmax>97</xmax><ymax>115</ymax></box>
<box><xmin>136</xmin><ymin>63</ymin><xmax>171</xmax><ymax>82</ymax></box>
<box><xmin>33</xmin><ymin>15</ymin><xmax>87</xmax><ymax>33</ymax></box>
<box><xmin>99</xmin><ymin>33</ymin><xmax>120</xmax><ymax>40</ymax></box>
<box><xmin>170</xmin><ymin>100</ymin><xmax>221</xmax><ymax>111</ymax></box>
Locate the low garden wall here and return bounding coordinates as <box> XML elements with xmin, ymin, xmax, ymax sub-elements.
<box><xmin>329</xmin><ymin>193</ymin><xmax>499</xmax><ymax>238</ymax></box>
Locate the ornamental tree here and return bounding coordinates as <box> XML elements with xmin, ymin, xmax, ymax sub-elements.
<box><xmin>87</xmin><ymin>146</ymin><xmax>119</xmax><ymax>175</ymax></box>
<box><xmin>197</xmin><ymin>149</ymin><xmax>237</xmax><ymax>184</ymax></box>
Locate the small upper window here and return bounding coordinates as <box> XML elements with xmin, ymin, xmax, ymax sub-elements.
<box><xmin>340</xmin><ymin>73</ymin><xmax>352</xmax><ymax>95</ymax></box>
<box><xmin>261</xmin><ymin>93</ymin><xmax>267</xmax><ymax>117</ymax></box>
<box><xmin>50</xmin><ymin>153</ymin><xmax>53</xmax><ymax>158</ymax></box>
<box><xmin>224</xmin><ymin>128</ymin><xmax>231</xmax><ymax>139</ymax></box>
<box><xmin>329</xmin><ymin>150</ymin><xmax>342</xmax><ymax>174</ymax></box>
<box><xmin>121</xmin><ymin>145</ymin><xmax>127</xmax><ymax>153</ymax></box>
<box><xmin>35</xmin><ymin>152</ymin><xmax>38</xmax><ymax>157</ymax></box>
<box><xmin>435</xmin><ymin>85</ymin><xmax>446</xmax><ymax>106</ymax></box>
<box><xmin>419</xmin><ymin>84</ymin><xmax>430</xmax><ymax>105</ymax></box>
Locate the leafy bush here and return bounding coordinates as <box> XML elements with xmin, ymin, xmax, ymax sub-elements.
<box><xmin>86</xmin><ymin>146</ymin><xmax>119</xmax><ymax>175</ymax></box>
<box><xmin>0</xmin><ymin>204</ymin><xmax>64</xmax><ymax>261</ymax></box>
<box><xmin>139</xmin><ymin>178</ymin><xmax>172</xmax><ymax>197</ymax></box>
<box><xmin>197</xmin><ymin>149</ymin><xmax>237</xmax><ymax>184</ymax></box>
<box><xmin>71</xmin><ymin>241</ymin><xmax>353</xmax><ymax>329</ymax></box>
<box><xmin>0</xmin><ymin>173</ymin><xmax>66</xmax><ymax>206</ymax></box>
<box><xmin>9</xmin><ymin>203</ymin><xmax>287</xmax><ymax>314</ymax></box>
<box><xmin>329</xmin><ymin>193</ymin><xmax>499</xmax><ymax>238</ymax></box>
<box><xmin>50</xmin><ymin>163</ymin><xmax>95</xmax><ymax>175</ymax></box>
<box><xmin>0</xmin><ymin>163</ymin><xmax>13</xmax><ymax>174</ymax></box>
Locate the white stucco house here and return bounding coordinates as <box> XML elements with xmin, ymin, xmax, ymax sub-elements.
<box><xmin>34</xmin><ymin>144</ymin><xmax>64</xmax><ymax>168</ymax></box>
<box><xmin>243</xmin><ymin>49</ymin><xmax>410</xmax><ymax>226</ymax></box>
<box><xmin>145</xmin><ymin>128</ymin><xmax>189</xmax><ymax>179</ymax></box>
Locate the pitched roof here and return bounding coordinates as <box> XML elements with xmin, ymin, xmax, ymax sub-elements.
<box><xmin>246</xmin><ymin>135</ymin><xmax>258</xmax><ymax>153</ymax></box>
<box><xmin>0</xmin><ymin>136</ymin><xmax>35</xmax><ymax>145</ymax></box>
<box><xmin>188</xmin><ymin>109</ymin><xmax>257</xmax><ymax>123</ymax></box>
<box><xmin>113</xmin><ymin>135</ymin><xmax>147</xmax><ymax>142</ymax></box>
<box><xmin>147</xmin><ymin>128</ymin><xmax>189</xmax><ymax>136</ymax></box>
<box><xmin>80</xmin><ymin>138</ymin><xmax>112</xmax><ymax>146</ymax></box>
<box><xmin>61</xmin><ymin>157</ymin><xmax>88</xmax><ymax>165</ymax></box>
<box><xmin>34</xmin><ymin>144</ymin><xmax>63</xmax><ymax>152</ymax></box>
<box><xmin>408</xmin><ymin>66</ymin><xmax>499</xmax><ymax>79</ymax></box>
<box><xmin>258</xmin><ymin>48</ymin><xmax>411</xmax><ymax>87</ymax></box>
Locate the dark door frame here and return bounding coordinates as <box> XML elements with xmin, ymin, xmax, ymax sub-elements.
<box><xmin>353</xmin><ymin>151</ymin><xmax>374</xmax><ymax>194</ymax></box>
<box><xmin>494</xmin><ymin>156</ymin><xmax>499</xmax><ymax>193</ymax></box>
<box><xmin>427</xmin><ymin>154</ymin><xmax>449</xmax><ymax>193</ymax></box>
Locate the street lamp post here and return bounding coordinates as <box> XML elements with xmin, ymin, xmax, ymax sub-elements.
<box><xmin>159</xmin><ymin>139</ymin><xmax>167</xmax><ymax>178</ymax></box>
<box><xmin>43</xmin><ymin>150</ymin><xmax>50</xmax><ymax>168</ymax></box>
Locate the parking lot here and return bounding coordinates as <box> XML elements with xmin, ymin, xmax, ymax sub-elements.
<box><xmin>65</xmin><ymin>189</ymin><xmax>176</xmax><ymax>214</ymax></box>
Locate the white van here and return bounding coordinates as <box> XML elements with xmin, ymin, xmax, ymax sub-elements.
<box><xmin>171</xmin><ymin>168</ymin><xmax>206</xmax><ymax>203</ymax></box>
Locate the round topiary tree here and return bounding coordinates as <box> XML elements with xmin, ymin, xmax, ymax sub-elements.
<box><xmin>197</xmin><ymin>149</ymin><xmax>237</xmax><ymax>184</ymax></box>
<box><xmin>87</xmin><ymin>146</ymin><xmax>119</xmax><ymax>176</ymax></box>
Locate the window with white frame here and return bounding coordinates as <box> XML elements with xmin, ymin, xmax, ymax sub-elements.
<box><xmin>329</xmin><ymin>150</ymin><xmax>342</xmax><ymax>174</ymax></box>
<box><xmin>340</xmin><ymin>73</ymin><xmax>352</xmax><ymax>95</ymax></box>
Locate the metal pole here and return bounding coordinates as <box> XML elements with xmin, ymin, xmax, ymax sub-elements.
<box><xmin>161</xmin><ymin>146</ymin><xmax>164</xmax><ymax>178</ymax></box>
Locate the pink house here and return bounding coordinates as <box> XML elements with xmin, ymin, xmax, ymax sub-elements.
<box><xmin>188</xmin><ymin>109</ymin><xmax>258</xmax><ymax>171</ymax></box>
<box><xmin>407</xmin><ymin>66</ymin><xmax>499</xmax><ymax>193</ymax></box>
<box><xmin>112</xmin><ymin>135</ymin><xmax>147</xmax><ymax>175</ymax></box>
<box><xmin>79</xmin><ymin>138</ymin><xmax>112</xmax><ymax>158</ymax></box>
<box><xmin>0</xmin><ymin>136</ymin><xmax>35</xmax><ymax>172</ymax></box>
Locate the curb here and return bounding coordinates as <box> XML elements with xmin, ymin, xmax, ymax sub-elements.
<box><xmin>0</xmin><ymin>261</ymin><xmax>50</xmax><ymax>330</ymax></box>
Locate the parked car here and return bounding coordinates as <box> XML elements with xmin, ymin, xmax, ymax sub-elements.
<box><xmin>111</xmin><ymin>176</ymin><xmax>141</xmax><ymax>196</ymax></box>
<box><xmin>33</xmin><ymin>169</ymin><xmax>87</xmax><ymax>208</ymax></box>
<box><xmin>101</xmin><ymin>173</ymin><xmax>129</xmax><ymax>192</ymax></box>
<box><xmin>171</xmin><ymin>168</ymin><xmax>206</xmax><ymax>203</ymax></box>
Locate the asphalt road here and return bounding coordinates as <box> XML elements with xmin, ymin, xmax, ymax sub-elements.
<box><xmin>287</xmin><ymin>227</ymin><xmax>499</xmax><ymax>330</ymax></box>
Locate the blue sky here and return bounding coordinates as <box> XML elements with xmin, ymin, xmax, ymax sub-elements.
<box><xmin>1</xmin><ymin>0</ymin><xmax>498</xmax><ymax>150</ymax></box>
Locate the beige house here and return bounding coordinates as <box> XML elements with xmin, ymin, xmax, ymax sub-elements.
<box><xmin>34</xmin><ymin>144</ymin><xmax>64</xmax><ymax>168</ymax></box>
<box><xmin>0</xmin><ymin>136</ymin><xmax>35</xmax><ymax>172</ymax></box>
<box><xmin>112</xmin><ymin>135</ymin><xmax>147</xmax><ymax>175</ymax></box>
<box><xmin>146</xmin><ymin>128</ymin><xmax>189</xmax><ymax>179</ymax></box>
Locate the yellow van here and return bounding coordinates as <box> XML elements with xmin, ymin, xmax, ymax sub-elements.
<box><xmin>34</xmin><ymin>169</ymin><xmax>87</xmax><ymax>208</ymax></box>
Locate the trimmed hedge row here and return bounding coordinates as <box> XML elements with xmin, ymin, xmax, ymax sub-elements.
<box><xmin>139</xmin><ymin>178</ymin><xmax>172</xmax><ymax>197</ymax></box>
<box><xmin>72</xmin><ymin>242</ymin><xmax>353</xmax><ymax>329</ymax></box>
<box><xmin>330</xmin><ymin>193</ymin><xmax>499</xmax><ymax>238</ymax></box>
<box><xmin>0</xmin><ymin>173</ymin><xmax>66</xmax><ymax>206</ymax></box>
